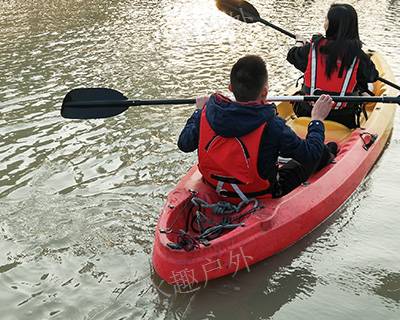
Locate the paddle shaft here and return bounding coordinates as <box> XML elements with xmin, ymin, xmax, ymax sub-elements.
<box><xmin>63</xmin><ymin>95</ymin><xmax>400</xmax><ymax>108</ymax></box>
<box><xmin>64</xmin><ymin>99</ymin><xmax>197</xmax><ymax>108</ymax></box>
<box><xmin>273</xmin><ymin>95</ymin><xmax>400</xmax><ymax>104</ymax></box>
<box><xmin>376</xmin><ymin>76</ymin><xmax>400</xmax><ymax>91</ymax></box>
<box><xmin>258</xmin><ymin>18</ymin><xmax>295</xmax><ymax>39</ymax></box>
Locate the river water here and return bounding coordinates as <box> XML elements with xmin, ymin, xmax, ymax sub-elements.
<box><xmin>1</xmin><ymin>0</ymin><xmax>399</xmax><ymax>319</ymax></box>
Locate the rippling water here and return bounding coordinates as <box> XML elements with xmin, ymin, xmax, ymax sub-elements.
<box><xmin>1</xmin><ymin>0</ymin><xmax>399</xmax><ymax>319</ymax></box>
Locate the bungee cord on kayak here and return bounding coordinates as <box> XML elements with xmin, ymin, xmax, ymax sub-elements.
<box><xmin>162</xmin><ymin>193</ymin><xmax>260</xmax><ymax>252</ymax></box>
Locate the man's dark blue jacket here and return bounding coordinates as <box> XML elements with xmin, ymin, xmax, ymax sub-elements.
<box><xmin>178</xmin><ymin>94</ymin><xmax>325</xmax><ymax>184</ymax></box>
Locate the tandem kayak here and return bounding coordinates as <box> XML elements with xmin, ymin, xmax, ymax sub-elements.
<box><xmin>152</xmin><ymin>51</ymin><xmax>396</xmax><ymax>285</ymax></box>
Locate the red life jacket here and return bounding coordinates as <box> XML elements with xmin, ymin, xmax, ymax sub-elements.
<box><xmin>198</xmin><ymin>106</ymin><xmax>271</xmax><ymax>201</ymax></box>
<box><xmin>304</xmin><ymin>36</ymin><xmax>360</xmax><ymax>109</ymax></box>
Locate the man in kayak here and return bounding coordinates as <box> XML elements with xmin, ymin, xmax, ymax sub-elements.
<box><xmin>178</xmin><ymin>55</ymin><xmax>337</xmax><ymax>201</ymax></box>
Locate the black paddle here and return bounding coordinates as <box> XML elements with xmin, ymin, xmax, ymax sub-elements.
<box><xmin>216</xmin><ymin>0</ymin><xmax>400</xmax><ymax>91</ymax></box>
<box><xmin>61</xmin><ymin>88</ymin><xmax>196</xmax><ymax>119</ymax></box>
<box><xmin>216</xmin><ymin>0</ymin><xmax>295</xmax><ymax>38</ymax></box>
<box><xmin>61</xmin><ymin>88</ymin><xmax>400</xmax><ymax>120</ymax></box>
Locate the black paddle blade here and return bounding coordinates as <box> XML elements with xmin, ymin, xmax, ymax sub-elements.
<box><xmin>216</xmin><ymin>0</ymin><xmax>260</xmax><ymax>23</ymax></box>
<box><xmin>61</xmin><ymin>88</ymin><xmax>130</xmax><ymax>119</ymax></box>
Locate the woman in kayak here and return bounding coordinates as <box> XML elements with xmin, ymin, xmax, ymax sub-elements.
<box><xmin>287</xmin><ymin>3</ymin><xmax>379</xmax><ymax>128</ymax></box>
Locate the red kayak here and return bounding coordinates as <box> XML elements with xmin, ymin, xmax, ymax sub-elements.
<box><xmin>152</xmin><ymin>52</ymin><xmax>396</xmax><ymax>285</ymax></box>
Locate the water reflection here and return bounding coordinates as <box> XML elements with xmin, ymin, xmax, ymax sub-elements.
<box><xmin>176</xmin><ymin>266</ymin><xmax>317</xmax><ymax>320</ymax></box>
<box><xmin>374</xmin><ymin>272</ymin><xmax>400</xmax><ymax>304</ymax></box>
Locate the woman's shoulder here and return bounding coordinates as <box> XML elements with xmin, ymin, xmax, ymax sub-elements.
<box><xmin>311</xmin><ymin>33</ymin><xmax>325</xmax><ymax>43</ymax></box>
<box><xmin>357</xmin><ymin>49</ymin><xmax>376</xmax><ymax>66</ymax></box>
<box><xmin>358</xmin><ymin>49</ymin><xmax>373</xmax><ymax>59</ymax></box>
<box><xmin>356</xmin><ymin>49</ymin><xmax>379</xmax><ymax>81</ymax></box>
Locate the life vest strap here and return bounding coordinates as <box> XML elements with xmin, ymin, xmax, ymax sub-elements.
<box><xmin>211</xmin><ymin>174</ymin><xmax>243</xmax><ymax>185</ymax></box>
<box><xmin>310</xmin><ymin>43</ymin><xmax>318</xmax><ymax>95</ymax></box>
<box><xmin>301</xmin><ymin>86</ymin><xmax>360</xmax><ymax>100</ymax></box>
<box><xmin>204</xmin><ymin>179</ymin><xmax>272</xmax><ymax>200</ymax></box>
<box><xmin>231</xmin><ymin>183</ymin><xmax>249</xmax><ymax>203</ymax></box>
<box><xmin>335</xmin><ymin>57</ymin><xmax>358</xmax><ymax>109</ymax></box>
<box><xmin>215</xmin><ymin>181</ymin><xmax>248</xmax><ymax>202</ymax></box>
<box><xmin>309</xmin><ymin>39</ymin><xmax>359</xmax><ymax>109</ymax></box>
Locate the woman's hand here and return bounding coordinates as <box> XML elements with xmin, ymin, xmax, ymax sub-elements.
<box><xmin>196</xmin><ymin>96</ymin><xmax>209</xmax><ymax>109</ymax></box>
<box><xmin>295</xmin><ymin>34</ymin><xmax>307</xmax><ymax>47</ymax></box>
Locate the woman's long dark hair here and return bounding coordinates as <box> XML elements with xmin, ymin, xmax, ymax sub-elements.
<box><xmin>320</xmin><ymin>4</ymin><xmax>362</xmax><ymax>78</ymax></box>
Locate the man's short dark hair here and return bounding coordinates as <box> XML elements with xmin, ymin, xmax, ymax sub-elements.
<box><xmin>230</xmin><ymin>55</ymin><xmax>268</xmax><ymax>102</ymax></box>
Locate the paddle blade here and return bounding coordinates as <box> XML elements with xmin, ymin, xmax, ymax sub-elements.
<box><xmin>61</xmin><ymin>88</ymin><xmax>130</xmax><ymax>119</ymax></box>
<box><xmin>216</xmin><ymin>0</ymin><xmax>260</xmax><ymax>23</ymax></box>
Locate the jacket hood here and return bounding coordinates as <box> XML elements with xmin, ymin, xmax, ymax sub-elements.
<box><xmin>205</xmin><ymin>93</ymin><xmax>276</xmax><ymax>137</ymax></box>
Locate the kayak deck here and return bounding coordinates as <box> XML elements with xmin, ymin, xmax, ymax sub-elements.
<box><xmin>152</xmin><ymin>51</ymin><xmax>396</xmax><ymax>285</ymax></box>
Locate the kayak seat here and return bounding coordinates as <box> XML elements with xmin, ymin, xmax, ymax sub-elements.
<box><xmin>276</xmin><ymin>101</ymin><xmax>295</xmax><ymax>120</ymax></box>
<box><xmin>365</xmin><ymin>79</ymin><xmax>386</xmax><ymax>113</ymax></box>
<box><xmin>275</xmin><ymin>86</ymin><xmax>299</xmax><ymax>120</ymax></box>
<box><xmin>287</xmin><ymin>117</ymin><xmax>353</xmax><ymax>142</ymax></box>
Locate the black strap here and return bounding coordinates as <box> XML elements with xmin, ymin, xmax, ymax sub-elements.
<box><xmin>364</xmin><ymin>89</ymin><xmax>375</xmax><ymax>96</ymax></box>
<box><xmin>355</xmin><ymin>107</ymin><xmax>361</xmax><ymax>127</ymax></box>
<box><xmin>296</xmin><ymin>75</ymin><xmax>304</xmax><ymax>88</ymax></box>
<box><xmin>361</xmin><ymin>104</ymin><xmax>368</xmax><ymax>122</ymax></box>
<box><xmin>302</xmin><ymin>85</ymin><xmax>343</xmax><ymax>96</ymax></box>
<box><xmin>219</xmin><ymin>189</ymin><xmax>272</xmax><ymax>198</ymax></box>
<box><xmin>210</xmin><ymin>174</ymin><xmax>243</xmax><ymax>185</ymax></box>
<box><xmin>204</xmin><ymin>179</ymin><xmax>271</xmax><ymax>198</ymax></box>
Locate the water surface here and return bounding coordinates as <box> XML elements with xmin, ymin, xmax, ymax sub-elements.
<box><xmin>1</xmin><ymin>0</ymin><xmax>399</xmax><ymax>319</ymax></box>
